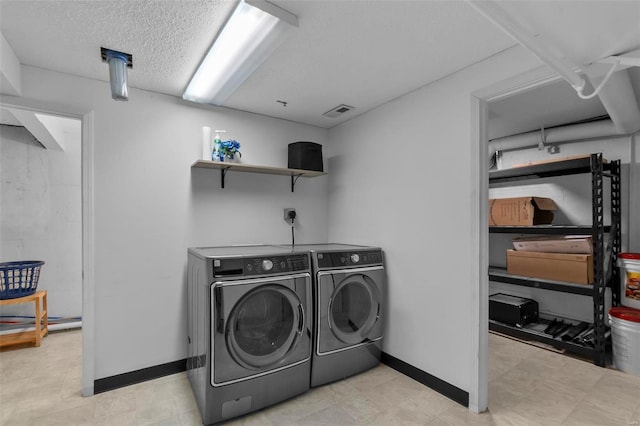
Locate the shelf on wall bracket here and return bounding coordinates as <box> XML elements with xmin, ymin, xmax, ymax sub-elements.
<box><xmin>191</xmin><ymin>160</ymin><xmax>326</xmax><ymax>191</ymax></box>
<box><xmin>291</xmin><ymin>174</ymin><xmax>302</xmax><ymax>193</ymax></box>
<box><xmin>220</xmin><ymin>166</ymin><xmax>232</xmax><ymax>189</ymax></box>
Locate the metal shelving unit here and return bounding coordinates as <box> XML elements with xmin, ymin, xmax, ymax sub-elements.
<box><xmin>489</xmin><ymin>225</ymin><xmax>611</xmax><ymax>234</ymax></box>
<box><xmin>488</xmin><ymin>153</ymin><xmax>621</xmax><ymax>367</ymax></box>
<box><xmin>488</xmin><ymin>320</ymin><xmax>594</xmax><ymax>358</ymax></box>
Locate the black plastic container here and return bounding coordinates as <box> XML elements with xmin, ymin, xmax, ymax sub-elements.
<box><xmin>288</xmin><ymin>142</ymin><xmax>323</xmax><ymax>172</ymax></box>
<box><xmin>489</xmin><ymin>293</ymin><xmax>539</xmax><ymax>328</ymax></box>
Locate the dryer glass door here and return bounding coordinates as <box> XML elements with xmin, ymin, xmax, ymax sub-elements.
<box><xmin>328</xmin><ymin>273</ymin><xmax>381</xmax><ymax>345</ymax></box>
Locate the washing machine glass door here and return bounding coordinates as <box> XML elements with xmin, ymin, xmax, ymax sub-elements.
<box><xmin>226</xmin><ymin>284</ymin><xmax>304</xmax><ymax>370</ymax></box>
<box><xmin>325</xmin><ymin>270</ymin><xmax>382</xmax><ymax>346</ymax></box>
<box><xmin>212</xmin><ymin>274</ymin><xmax>311</xmax><ymax>386</ymax></box>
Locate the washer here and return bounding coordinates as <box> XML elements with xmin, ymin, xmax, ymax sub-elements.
<box><xmin>283</xmin><ymin>244</ymin><xmax>385</xmax><ymax>387</ymax></box>
<box><xmin>187</xmin><ymin>246</ymin><xmax>312</xmax><ymax>425</ymax></box>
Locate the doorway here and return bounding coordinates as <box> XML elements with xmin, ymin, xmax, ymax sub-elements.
<box><xmin>0</xmin><ymin>99</ymin><xmax>95</xmax><ymax>396</ymax></box>
<box><xmin>469</xmin><ymin>66</ymin><xmax>566</xmax><ymax>412</ymax></box>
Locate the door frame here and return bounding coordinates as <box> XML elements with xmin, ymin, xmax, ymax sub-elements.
<box><xmin>468</xmin><ymin>66</ymin><xmax>563</xmax><ymax>413</ymax></box>
<box><xmin>0</xmin><ymin>95</ymin><xmax>95</xmax><ymax>396</ymax></box>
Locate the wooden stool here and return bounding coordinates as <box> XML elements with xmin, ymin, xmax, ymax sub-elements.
<box><xmin>0</xmin><ymin>290</ymin><xmax>48</xmax><ymax>348</ymax></box>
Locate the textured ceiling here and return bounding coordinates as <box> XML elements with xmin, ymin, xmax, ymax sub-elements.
<box><xmin>224</xmin><ymin>0</ymin><xmax>515</xmax><ymax>127</ymax></box>
<box><xmin>0</xmin><ymin>0</ymin><xmax>235</xmax><ymax>98</ymax></box>
<box><xmin>1</xmin><ymin>1</ymin><xmax>639</xmax><ymax>132</ymax></box>
<box><xmin>0</xmin><ymin>0</ymin><xmax>515</xmax><ymax>128</ymax></box>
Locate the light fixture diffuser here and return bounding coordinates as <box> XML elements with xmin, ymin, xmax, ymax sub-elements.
<box><xmin>183</xmin><ymin>0</ymin><xmax>298</xmax><ymax>105</ymax></box>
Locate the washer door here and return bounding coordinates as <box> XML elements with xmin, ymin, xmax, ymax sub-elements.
<box><xmin>227</xmin><ymin>285</ymin><xmax>303</xmax><ymax>369</ymax></box>
<box><xmin>317</xmin><ymin>267</ymin><xmax>384</xmax><ymax>355</ymax></box>
<box><xmin>211</xmin><ymin>273</ymin><xmax>311</xmax><ymax>386</ymax></box>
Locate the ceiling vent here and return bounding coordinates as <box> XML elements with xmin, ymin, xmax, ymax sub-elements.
<box><xmin>323</xmin><ymin>104</ymin><xmax>354</xmax><ymax>118</ymax></box>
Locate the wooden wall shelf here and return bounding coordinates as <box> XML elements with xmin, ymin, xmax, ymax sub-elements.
<box><xmin>191</xmin><ymin>160</ymin><xmax>326</xmax><ymax>191</ymax></box>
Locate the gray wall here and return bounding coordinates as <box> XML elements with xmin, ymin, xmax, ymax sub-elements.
<box><xmin>325</xmin><ymin>46</ymin><xmax>541</xmax><ymax>396</ymax></box>
<box><xmin>15</xmin><ymin>65</ymin><xmax>329</xmax><ymax>380</ymax></box>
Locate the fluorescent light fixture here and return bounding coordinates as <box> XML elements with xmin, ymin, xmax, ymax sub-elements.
<box><xmin>183</xmin><ymin>0</ymin><xmax>298</xmax><ymax>105</ymax></box>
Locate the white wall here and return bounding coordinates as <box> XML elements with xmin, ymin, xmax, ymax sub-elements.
<box><xmin>326</xmin><ymin>46</ymin><xmax>541</xmax><ymax>394</ymax></box>
<box><xmin>14</xmin><ymin>65</ymin><xmax>329</xmax><ymax>380</ymax></box>
<box><xmin>1</xmin><ymin>124</ymin><xmax>82</xmax><ymax>318</ymax></box>
<box><xmin>489</xmin><ymin>135</ymin><xmax>640</xmax><ymax>322</ymax></box>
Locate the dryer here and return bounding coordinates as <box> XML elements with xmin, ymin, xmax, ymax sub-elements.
<box><xmin>187</xmin><ymin>246</ymin><xmax>312</xmax><ymax>425</ymax></box>
<box><xmin>284</xmin><ymin>244</ymin><xmax>385</xmax><ymax>387</ymax></box>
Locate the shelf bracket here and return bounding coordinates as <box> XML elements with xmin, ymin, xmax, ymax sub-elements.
<box><xmin>220</xmin><ymin>166</ymin><xmax>231</xmax><ymax>189</ymax></box>
<box><xmin>291</xmin><ymin>174</ymin><xmax>302</xmax><ymax>192</ymax></box>
<box><xmin>538</xmin><ymin>126</ymin><xmax>546</xmax><ymax>150</ymax></box>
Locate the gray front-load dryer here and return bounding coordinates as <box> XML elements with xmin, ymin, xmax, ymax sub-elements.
<box><xmin>187</xmin><ymin>246</ymin><xmax>312</xmax><ymax>425</ymax></box>
<box><xmin>281</xmin><ymin>244</ymin><xmax>385</xmax><ymax>387</ymax></box>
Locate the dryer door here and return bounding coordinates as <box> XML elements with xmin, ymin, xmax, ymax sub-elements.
<box><xmin>317</xmin><ymin>266</ymin><xmax>384</xmax><ymax>354</ymax></box>
<box><xmin>211</xmin><ymin>273</ymin><xmax>311</xmax><ymax>386</ymax></box>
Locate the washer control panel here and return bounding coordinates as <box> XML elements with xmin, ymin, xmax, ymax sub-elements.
<box><xmin>317</xmin><ymin>249</ymin><xmax>383</xmax><ymax>269</ymax></box>
<box><xmin>213</xmin><ymin>254</ymin><xmax>309</xmax><ymax>277</ymax></box>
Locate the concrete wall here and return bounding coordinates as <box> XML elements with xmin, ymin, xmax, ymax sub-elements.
<box><xmin>13</xmin><ymin>65</ymin><xmax>329</xmax><ymax>380</ymax></box>
<box><xmin>325</xmin><ymin>46</ymin><xmax>541</xmax><ymax>396</ymax></box>
<box><xmin>1</xmin><ymin>123</ymin><xmax>82</xmax><ymax>318</ymax></box>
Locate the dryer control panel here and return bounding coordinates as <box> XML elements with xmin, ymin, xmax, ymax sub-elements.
<box><xmin>317</xmin><ymin>249</ymin><xmax>383</xmax><ymax>269</ymax></box>
<box><xmin>213</xmin><ymin>254</ymin><xmax>309</xmax><ymax>277</ymax></box>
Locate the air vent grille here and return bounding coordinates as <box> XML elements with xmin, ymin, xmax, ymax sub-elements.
<box><xmin>323</xmin><ymin>104</ymin><xmax>354</xmax><ymax>118</ymax></box>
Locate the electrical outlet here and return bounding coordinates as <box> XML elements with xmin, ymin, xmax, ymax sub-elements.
<box><xmin>284</xmin><ymin>208</ymin><xmax>296</xmax><ymax>224</ymax></box>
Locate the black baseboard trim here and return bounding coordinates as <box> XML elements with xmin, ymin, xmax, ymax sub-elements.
<box><xmin>94</xmin><ymin>359</ymin><xmax>187</xmax><ymax>394</ymax></box>
<box><xmin>381</xmin><ymin>352</ymin><xmax>469</xmax><ymax>407</ymax></box>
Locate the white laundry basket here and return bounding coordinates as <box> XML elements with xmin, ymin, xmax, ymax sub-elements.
<box><xmin>609</xmin><ymin>306</ymin><xmax>640</xmax><ymax>375</ymax></box>
<box><xmin>618</xmin><ymin>253</ymin><xmax>640</xmax><ymax>309</ymax></box>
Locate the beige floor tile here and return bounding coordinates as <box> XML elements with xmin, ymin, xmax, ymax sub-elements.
<box><xmin>360</xmin><ymin>404</ymin><xmax>435</xmax><ymax>426</ymax></box>
<box><xmin>93</xmin><ymin>410</ymin><xmax>138</xmax><ymax>426</ymax></box>
<box><xmin>134</xmin><ymin>398</ymin><xmax>180</xmax><ymax>425</ymax></box>
<box><xmin>31</xmin><ymin>401</ymin><xmax>96</xmax><ymax>426</ymax></box>
<box><xmin>489</xmin><ymin>410</ymin><xmax>546</xmax><ymax>426</ymax></box>
<box><xmin>312</xmin><ymin>377</ymin><xmax>362</xmax><ymax>404</ymax></box>
<box><xmin>561</xmin><ymin>400</ymin><xmax>631</xmax><ymax>426</ymax></box>
<box><xmin>178</xmin><ymin>409</ymin><xmax>204</xmax><ymax>426</ymax></box>
<box><xmin>426</xmin><ymin>418</ymin><xmax>453</xmax><ymax>426</ymax></box>
<box><xmin>4</xmin><ymin>328</ymin><xmax>640</xmax><ymax>426</ymax></box>
<box><xmin>346</xmin><ymin>364</ymin><xmax>398</xmax><ymax>393</ymax></box>
<box><xmin>261</xmin><ymin>388</ymin><xmax>333</xmax><ymax>424</ymax></box>
<box><xmin>296</xmin><ymin>405</ymin><xmax>357</xmax><ymax>425</ymax></box>
<box><xmin>335</xmin><ymin>391</ymin><xmax>382</xmax><ymax>422</ymax></box>
<box><xmin>92</xmin><ymin>387</ymin><xmax>137</xmax><ymax>421</ymax></box>
<box><xmin>578</xmin><ymin>371</ymin><xmax>640</xmax><ymax>422</ymax></box>
<box><xmin>436</xmin><ymin>406</ymin><xmax>496</xmax><ymax>426</ymax></box>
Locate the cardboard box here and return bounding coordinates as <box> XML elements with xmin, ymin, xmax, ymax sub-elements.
<box><xmin>512</xmin><ymin>235</ymin><xmax>593</xmax><ymax>254</ymax></box>
<box><xmin>506</xmin><ymin>250</ymin><xmax>593</xmax><ymax>285</ymax></box>
<box><xmin>489</xmin><ymin>197</ymin><xmax>557</xmax><ymax>226</ymax></box>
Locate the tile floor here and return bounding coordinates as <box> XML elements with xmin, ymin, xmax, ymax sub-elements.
<box><xmin>1</xmin><ymin>329</ymin><xmax>639</xmax><ymax>425</ymax></box>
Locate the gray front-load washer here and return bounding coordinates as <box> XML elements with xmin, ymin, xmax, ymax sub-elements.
<box><xmin>187</xmin><ymin>246</ymin><xmax>312</xmax><ymax>425</ymax></box>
